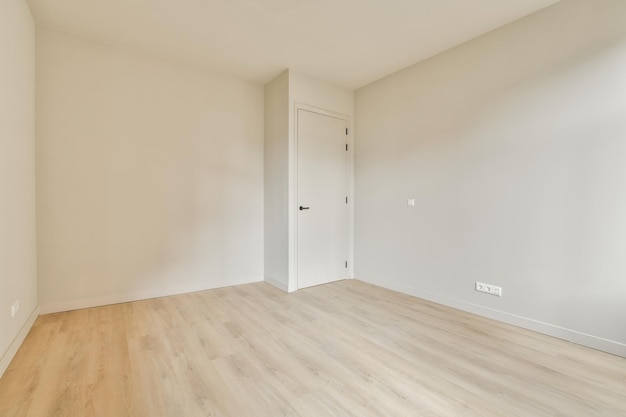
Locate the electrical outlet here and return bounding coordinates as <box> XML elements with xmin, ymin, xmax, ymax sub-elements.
<box><xmin>10</xmin><ymin>300</ymin><xmax>20</xmax><ymax>318</ymax></box>
<box><xmin>475</xmin><ymin>282</ymin><xmax>502</xmax><ymax>297</ymax></box>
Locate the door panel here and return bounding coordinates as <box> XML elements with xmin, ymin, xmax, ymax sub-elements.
<box><xmin>297</xmin><ymin>109</ymin><xmax>348</xmax><ymax>289</ymax></box>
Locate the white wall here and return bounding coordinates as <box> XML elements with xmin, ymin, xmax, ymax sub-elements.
<box><xmin>355</xmin><ymin>0</ymin><xmax>626</xmax><ymax>356</ymax></box>
<box><xmin>288</xmin><ymin>71</ymin><xmax>354</xmax><ymax>119</ymax></box>
<box><xmin>0</xmin><ymin>0</ymin><xmax>38</xmax><ymax>377</ymax></box>
<box><xmin>264</xmin><ymin>71</ymin><xmax>290</xmax><ymax>290</ymax></box>
<box><xmin>36</xmin><ymin>28</ymin><xmax>265</xmax><ymax>313</ymax></box>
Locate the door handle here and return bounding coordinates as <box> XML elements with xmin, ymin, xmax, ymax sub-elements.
<box><xmin>299</xmin><ymin>206</ymin><xmax>310</xmax><ymax>211</ymax></box>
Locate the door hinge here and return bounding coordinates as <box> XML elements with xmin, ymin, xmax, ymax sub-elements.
<box><xmin>346</xmin><ymin>128</ymin><xmax>348</xmax><ymax>135</ymax></box>
<box><xmin>345</xmin><ymin>196</ymin><xmax>348</xmax><ymax>204</ymax></box>
<box><xmin>345</xmin><ymin>261</ymin><xmax>348</xmax><ymax>268</ymax></box>
<box><xmin>346</xmin><ymin>143</ymin><xmax>348</xmax><ymax>151</ymax></box>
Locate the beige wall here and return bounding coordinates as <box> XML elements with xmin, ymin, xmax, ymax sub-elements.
<box><xmin>355</xmin><ymin>0</ymin><xmax>626</xmax><ymax>355</ymax></box>
<box><xmin>264</xmin><ymin>71</ymin><xmax>290</xmax><ymax>291</ymax></box>
<box><xmin>0</xmin><ymin>0</ymin><xmax>38</xmax><ymax>376</ymax></box>
<box><xmin>36</xmin><ymin>28</ymin><xmax>264</xmax><ymax>312</ymax></box>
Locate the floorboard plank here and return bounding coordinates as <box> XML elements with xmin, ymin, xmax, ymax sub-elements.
<box><xmin>0</xmin><ymin>280</ymin><xmax>624</xmax><ymax>417</ymax></box>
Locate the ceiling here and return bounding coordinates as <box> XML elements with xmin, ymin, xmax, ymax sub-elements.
<box><xmin>27</xmin><ymin>0</ymin><xmax>560</xmax><ymax>89</ymax></box>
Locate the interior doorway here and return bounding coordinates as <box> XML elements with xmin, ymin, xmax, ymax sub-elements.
<box><xmin>296</xmin><ymin>107</ymin><xmax>349</xmax><ymax>289</ymax></box>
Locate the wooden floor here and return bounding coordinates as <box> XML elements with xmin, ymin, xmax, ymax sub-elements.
<box><xmin>0</xmin><ymin>280</ymin><xmax>624</xmax><ymax>417</ymax></box>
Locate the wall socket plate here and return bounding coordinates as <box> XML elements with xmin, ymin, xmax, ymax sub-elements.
<box><xmin>10</xmin><ymin>300</ymin><xmax>20</xmax><ymax>318</ymax></box>
<box><xmin>475</xmin><ymin>282</ymin><xmax>502</xmax><ymax>297</ymax></box>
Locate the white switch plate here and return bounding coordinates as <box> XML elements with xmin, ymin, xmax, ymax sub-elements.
<box><xmin>407</xmin><ymin>199</ymin><xmax>415</xmax><ymax>206</ymax></box>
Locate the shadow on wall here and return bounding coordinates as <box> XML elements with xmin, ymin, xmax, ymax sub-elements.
<box><xmin>36</xmin><ymin>28</ymin><xmax>264</xmax><ymax>312</ymax></box>
<box><xmin>355</xmin><ymin>0</ymin><xmax>626</xmax><ymax>347</ymax></box>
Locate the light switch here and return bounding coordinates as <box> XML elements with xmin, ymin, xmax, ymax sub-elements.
<box><xmin>407</xmin><ymin>199</ymin><xmax>415</xmax><ymax>207</ymax></box>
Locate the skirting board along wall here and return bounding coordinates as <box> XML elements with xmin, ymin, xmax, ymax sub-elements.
<box><xmin>39</xmin><ymin>275</ymin><xmax>263</xmax><ymax>315</ymax></box>
<box><xmin>0</xmin><ymin>307</ymin><xmax>39</xmax><ymax>378</ymax></box>
<box><xmin>264</xmin><ymin>275</ymin><xmax>290</xmax><ymax>292</ymax></box>
<box><xmin>360</xmin><ymin>277</ymin><xmax>626</xmax><ymax>358</ymax></box>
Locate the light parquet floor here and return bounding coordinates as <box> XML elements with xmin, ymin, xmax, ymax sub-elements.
<box><xmin>0</xmin><ymin>280</ymin><xmax>625</xmax><ymax>417</ymax></box>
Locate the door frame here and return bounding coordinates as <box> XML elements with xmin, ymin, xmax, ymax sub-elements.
<box><xmin>289</xmin><ymin>103</ymin><xmax>354</xmax><ymax>291</ymax></box>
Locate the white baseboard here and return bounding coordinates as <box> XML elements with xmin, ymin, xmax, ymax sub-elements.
<box><xmin>359</xmin><ymin>278</ymin><xmax>626</xmax><ymax>358</ymax></box>
<box><xmin>0</xmin><ymin>306</ymin><xmax>39</xmax><ymax>378</ymax></box>
<box><xmin>264</xmin><ymin>275</ymin><xmax>289</xmax><ymax>292</ymax></box>
<box><xmin>39</xmin><ymin>276</ymin><xmax>264</xmax><ymax>314</ymax></box>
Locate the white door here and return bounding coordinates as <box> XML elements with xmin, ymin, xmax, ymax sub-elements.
<box><xmin>297</xmin><ymin>108</ymin><xmax>348</xmax><ymax>289</ymax></box>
